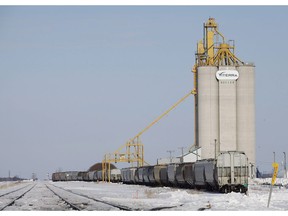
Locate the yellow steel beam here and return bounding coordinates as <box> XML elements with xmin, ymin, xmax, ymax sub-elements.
<box><xmin>131</xmin><ymin>90</ymin><xmax>194</xmax><ymax>142</ymax></box>
<box><xmin>206</xmin><ymin>30</ymin><xmax>214</xmax><ymax>65</ymax></box>
<box><xmin>196</xmin><ymin>18</ymin><xmax>243</xmax><ymax>67</ymax></box>
<box><xmin>102</xmin><ymin>90</ymin><xmax>193</xmax><ymax>182</ymax></box>
<box><xmin>213</xmin><ymin>43</ymin><xmax>244</xmax><ymax>66</ymax></box>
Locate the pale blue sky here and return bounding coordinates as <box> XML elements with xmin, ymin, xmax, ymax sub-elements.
<box><xmin>0</xmin><ymin>6</ymin><xmax>287</xmax><ymax>179</ymax></box>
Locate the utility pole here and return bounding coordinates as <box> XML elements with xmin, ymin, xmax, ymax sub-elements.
<box><xmin>284</xmin><ymin>152</ymin><xmax>287</xmax><ymax>178</ymax></box>
<box><xmin>178</xmin><ymin>147</ymin><xmax>185</xmax><ymax>163</ymax></box>
<box><xmin>273</xmin><ymin>152</ymin><xmax>275</xmax><ymax>163</ymax></box>
<box><xmin>178</xmin><ymin>147</ymin><xmax>185</xmax><ymax>156</ymax></box>
<box><xmin>214</xmin><ymin>139</ymin><xmax>217</xmax><ymax>159</ymax></box>
<box><xmin>167</xmin><ymin>150</ymin><xmax>175</xmax><ymax>163</ymax></box>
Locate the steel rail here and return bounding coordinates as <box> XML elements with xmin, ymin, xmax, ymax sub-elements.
<box><xmin>45</xmin><ymin>184</ymin><xmax>82</xmax><ymax>211</ymax></box>
<box><xmin>0</xmin><ymin>184</ymin><xmax>36</xmax><ymax>211</ymax></box>
<box><xmin>0</xmin><ymin>184</ymin><xmax>31</xmax><ymax>198</ymax></box>
<box><xmin>48</xmin><ymin>183</ymin><xmax>133</xmax><ymax>211</ymax></box>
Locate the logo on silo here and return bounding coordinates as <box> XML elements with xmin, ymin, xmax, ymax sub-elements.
<box><xmin>216</xmin><ymin>70</ymin><xmax>239</xmax><ymax>80</ymax></box>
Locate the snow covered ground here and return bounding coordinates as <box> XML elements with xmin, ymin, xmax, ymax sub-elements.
<box><xmin>50</xmin><ymin>178</ymin><xmax>288</xmax><ymax>211</ymax></box>
<box><xmin>0</xmin><ymin>179</ymin><xmax>287</xmax><ymax>212</ymax></box>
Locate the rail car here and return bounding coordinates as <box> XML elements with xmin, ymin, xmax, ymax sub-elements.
<box><xmin>120</xmin><ymin>151</ymin><xmax>248</xmax><ymax>193</ymax></box>
<box><xmin>52</xmin><ymin>151</ymin><xmax>248</xmax><ymax>193</ymax></box>
<box><xmin>52</xmin><ymin>169</ymin><xmax>122</xmax><ymax>182</ymax></box>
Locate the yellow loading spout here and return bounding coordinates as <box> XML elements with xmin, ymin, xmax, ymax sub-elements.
<box><xmin>195</xmin><ymin>17</ymin><xmax>243</xmax><ymax>67</ymax></box>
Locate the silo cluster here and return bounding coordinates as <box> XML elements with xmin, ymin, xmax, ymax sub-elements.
<box><xmin>194</xmin><ymin>18</ymin><xmax>256</xmax><ymax>176</ymax></box>
<box><xmin>197</xmin><ymin>65</ymin><xmax>255</xmax><ymax>166</ymax></box>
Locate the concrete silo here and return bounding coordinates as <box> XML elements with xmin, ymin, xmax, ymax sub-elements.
<box><xmin>217</xmin><ymin>66</ymin><xmax>238</xmax><ymax>153</ymax></box>
<box><xmin>197</xmin><ymin>66</ymin><xmax>219</xmax><ymax>159</ymax></box>
<box><xmin>236</xmin><ymin>65</ymin><xmax>256</xmax><ymax>174</ymax></box>
<box><xmin>193</xmin><ymin>18</ymin><xmax>256</xmax><ymax>177</ymax></box>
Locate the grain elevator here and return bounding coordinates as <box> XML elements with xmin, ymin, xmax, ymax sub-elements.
<box><xmin>193</xmin><ymin>18</ymin><xmax>255</xmax><ymax>177</ymax></box>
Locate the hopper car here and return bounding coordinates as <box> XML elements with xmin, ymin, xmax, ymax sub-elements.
<box><xmin>52</xmin><ymin>151</ymin><xmax>248</xmax><ymax>193</ymax></box>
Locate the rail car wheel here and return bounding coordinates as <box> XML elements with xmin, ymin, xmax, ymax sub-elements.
<box><xmin>239</xmin><ymin>186</ymin><xmax>248</xmax><ymax>194</ymax></box>
<box><xmin>222</xmin><ymin>186</ymin><xmax>229</xmax><ymax>194</ymax></box>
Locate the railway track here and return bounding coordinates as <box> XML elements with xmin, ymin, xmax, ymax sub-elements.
<box><xmin>47</xmin><ymin>183</ymin><xmax>134</xmax><ymax>210</ymax></box>
<box><xmin>0</xmin><ymin>182</ymin><xmax>97</xmax><ymax>211</ymax></box>
<box><xmin>44</xmin><ymin>184</ymin><xmax>82</xmax><ymax>210</ymax></box>
<box><xmin>0</xmin><ymin>182</ymin><xmax>124</xmax><ymax>210</ymax></box>
<box><xmin>0</xmin><ymin>184</ymin><xmax>32</xmax><ymax>198</ymax></box>
<box><xmin>48</xmin><ymin>183</ymin><xmax>197</xmax><ymax>211</ymax></box>
<box><xmin>0</xmin><ymin>184</ymin><xmax>36</xmax><ymax>211</ymax></box>
<box><xmin>0</xmin><ymin>182</ymin><xmax>206</xmax><ymax>211</ymax></box>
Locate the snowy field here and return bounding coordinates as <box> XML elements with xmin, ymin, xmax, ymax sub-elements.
<box><xmin>49</xmin><ymin>179</ymin><xmax>288</xmax><ymax>211</ymax></box>
<box><xmin>0</xmin><ymin>178</ymin><xmax>287</xmax><ymax>213</ymax></box>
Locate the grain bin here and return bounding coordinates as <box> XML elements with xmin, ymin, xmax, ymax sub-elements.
<box><xmin>236</xmin><ymin>64</ymin><xmax>256</xmax><ymax>176</ymax></box>
<box><xmin>197</xmin><ymin>66</ymin><xmax>219</xmax><ymax>159</ymax></box>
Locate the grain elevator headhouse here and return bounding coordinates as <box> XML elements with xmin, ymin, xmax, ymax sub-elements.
<box><xmin>192</xmin><ymin>18</ymin><xmax>255</xmax><ymax>177</ymax></box>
